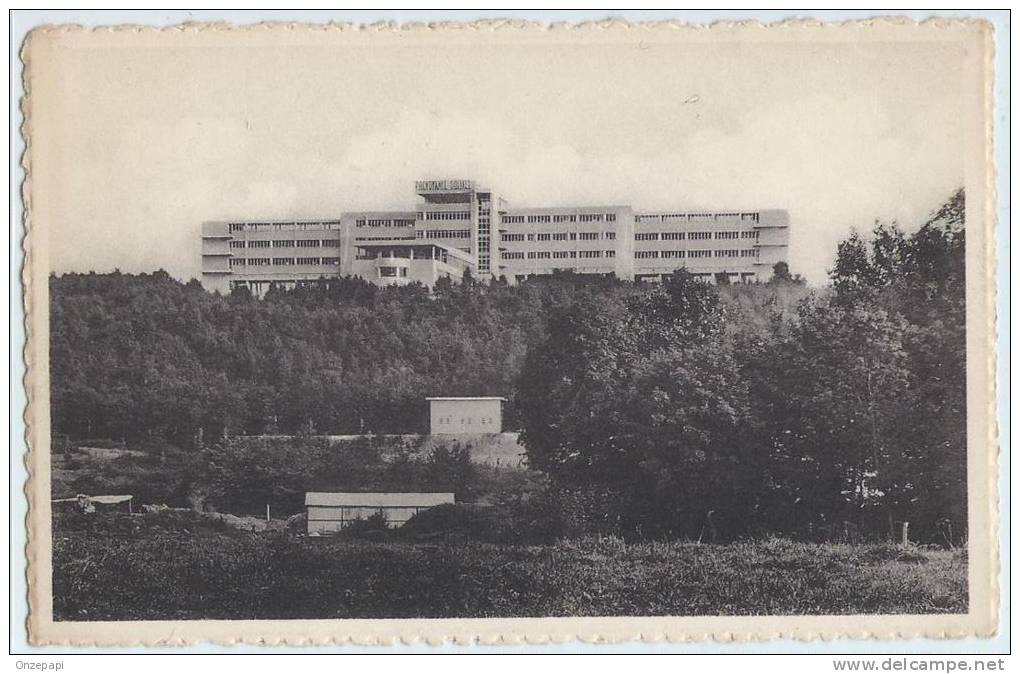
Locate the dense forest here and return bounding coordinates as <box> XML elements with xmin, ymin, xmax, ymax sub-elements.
<box><xmin>521</xmin><ymin>191</ymin><xmax>966</xmax><ymax>543</ymax></box>
<box><xmin>49</xmin><ymin>190</ymin><xmax>966</xmax><ymax>543</ymax></box>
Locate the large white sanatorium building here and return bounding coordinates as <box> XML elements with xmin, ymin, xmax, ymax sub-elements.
<box><xmin>201</xmin><ymin>179</ymin><xmax>790</xmax><ymax>295</ymax></box>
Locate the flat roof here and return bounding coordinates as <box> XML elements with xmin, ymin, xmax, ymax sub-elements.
<box><xmin>305</xmin><ymin>492</ymin><xmax>455</xmax><ymax>508</ymax></box>
<box><xmin>426</xmin><ymin>396</ymin><xmax>507</xmax><ymax>402</ymax></box>
<box><xmin>343</xmin><ymin>210</ymin><xmax>417</xmax><ymax>218</ymax></box>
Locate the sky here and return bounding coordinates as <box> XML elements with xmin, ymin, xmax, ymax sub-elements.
<box><xmin>35</xmin><ymin>28</ymin><xmax>971</xmax><ymax>284</ymax></box>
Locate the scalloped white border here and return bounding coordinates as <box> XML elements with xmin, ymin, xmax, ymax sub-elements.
<box><xmin>19</xmin><ymin>17</ymin><xmax>999</xmax><ymax>648</ymax></box>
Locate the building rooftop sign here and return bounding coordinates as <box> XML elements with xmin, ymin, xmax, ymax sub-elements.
<box><xmin>415</xmin><ymin>179</ymin><xmax>475</xmax><ymax>192</ymax></box>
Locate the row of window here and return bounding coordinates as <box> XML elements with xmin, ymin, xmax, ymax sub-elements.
<box><xmin>235</xmin><ymin>239</ymin><xmax>340</xmax><ymax>249</ymax></box>
<box><xmin>503</xmin><ymin>250</ymin><xmax>617</xmax><ymax>260</ymax></box>
<box><xmin>634</xmin><ymin>212</ymin><xmax>761</xmax><ymax>223</ymax></box>
<box><xmin>227</xmin><ymin>221</ymin><xmax>342</xmax><ymax>233</ymax></box>
<box><xmin>231</xmin><ymin>257</ymin><xmax>341</xmax><ymax>267</ymax></box>
<box><xmin>231</xmin><ymin>251</ymin><xmax>758</xmax><ymax>266</ymax></box>
<box><xmin>633</xmin><ymin>249</ymin><xmax>757</xmax><ymax>260</ymax></box>
<box><xmin>222</xmin><ymin>213</ymin><xmax>764</xmax><ymax>234</ymax></box>
<box><xmin>502</xmin><ymin>231</ymin><xmax>615</xmax><ymax>242</ymax></box>
<box><xmin>354</xmin><ymin>218</ymin><xmax>416</xmax><ymax>228</ymax></box>
<box><xmin>419</xmin><ymin>211</ymin><xmax>471</xmax><ymax>221</ymax></box>
<box><xmin>635</xmin><ymin>251</ymin><xmax>685</xmax><ymax>259</ymax></box>
<box><xmin>634</xmin><ymin>231</ymin><xmax>759</xmax><ymax>242</ymax></box>
<box><xmin>226</xmin><ymin>224</ymin><xmax>763</xmax><ymax>244</ymax></box>
<box><xmin>478</xmin><ymin>209</ymin><xmax>491</xmax><ymax>275</ymax></box>
<box><xmin>435</xmin><ymin>416</ymin><xmax>497</xmax><ymax>426</ymax></box>
<box><xmin>502</xmin><ymin>212</ymin><xmax>619</xmax><ymax>224</ymax></box>
<box><xmin>419</xmin><ymin>229</ymin><xmax>471</xmax><ymax>239</ymax></box>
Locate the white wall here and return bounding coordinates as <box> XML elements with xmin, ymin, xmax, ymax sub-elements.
<box><xmin>429</xmin><ymin>399</ymin><xmax>502</xmax><ymax>434</ymax></box>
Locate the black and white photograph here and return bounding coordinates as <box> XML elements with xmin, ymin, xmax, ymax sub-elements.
<box><xmin>18</xmin><ymin>16</ymin><xmax>999</xmax><ymax>646</ymax></box>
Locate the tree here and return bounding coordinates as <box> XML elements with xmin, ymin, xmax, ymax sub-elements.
<box><xmin>869</xmin><ymin>221</ymin><xmax>909</xmax><ymax>287</ymax></box>
<box><xmin>764</xmin><ymin>300</ymin><xmax>912</xmax><ymax>533</ymax></box>
<box><xmin>630</xmin><ymin>269</ymin><xmax>722</xmax><ymax>350</ymax></box>
<box><xmin>610</xmin><ymin>341</ymin><xmax>758</xmax><ymax>538</ymax></box>
<box><xmin>806</xmin><ymin>188</ymin><xmax>966</xmax><ymax>542</ymax></box>
<box><xmin>830</xmin><ymin>229</ymin><xmax>879</xmax><ymax>303</ymax></box>
<box><xmin>518</xmin><ymin>271</ymin><xmax>756</xmax><ymax>538</ymax></box>
<box><xmin>771</xmin><ymin>261</ymin><xmax>793</xmax><ymax>283</ymax></box>
<box><xmin>518</xmin><ymin>291</ymin><xmax>636</xmax><ymax>483</ymax></box>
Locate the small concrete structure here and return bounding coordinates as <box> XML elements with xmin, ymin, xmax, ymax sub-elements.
<box><xmin>305</xmin><ymin>492</ymin><xmax>455</xmax><ymax>534</ymax></box>
<box><xmin>52</xmin><ymin>494</ymin><xmax>133</xmax><ymax>514</ymax></box>
<box><xmin>427</xmin><ymin>396</ymin><xmax>505</xmax><ymax>435</ymax></box>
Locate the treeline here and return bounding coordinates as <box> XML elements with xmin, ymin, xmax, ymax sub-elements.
<box><xmin>521</xmin><ymin>190</ymin><xmax>966</xmax><ymax>543</ymax></box>
<box><xmin>49</xmin><ymin>265</ymin><xmax>797</xmax><ymax>443</ymax></box>
<box><xmin>51</xmin><ymin>270</ymin><xmax>620</xmax><ymax>442</ymax></box>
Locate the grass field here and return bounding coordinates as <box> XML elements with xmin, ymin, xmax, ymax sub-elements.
<box><xmin>52</xmin><ymin>512</ymin><xmax>967</xmax><ymax>621</ymax></box>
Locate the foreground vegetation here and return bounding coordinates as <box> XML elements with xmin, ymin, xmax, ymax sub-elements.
<box><xmin>52</xmin><ymin>512</ymin><xmax>966</xmax><ymax>621</ymax></box>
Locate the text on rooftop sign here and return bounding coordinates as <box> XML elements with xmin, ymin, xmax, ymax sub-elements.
<box><xmin>415</xmin><ymin>179</ymin><xmax>475</xmax><ymax>192</ymax></box>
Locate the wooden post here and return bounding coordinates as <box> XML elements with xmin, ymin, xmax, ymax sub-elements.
<box><xmin>901</xmin><ymin>521</ymin><xmax>910</xmax><ymax>545</ymax></box>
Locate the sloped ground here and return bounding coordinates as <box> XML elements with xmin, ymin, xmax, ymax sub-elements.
<box><xmin>52</xmin><ymin>513</ymin><xmax>966</xmax><ymax>621</ymax></box>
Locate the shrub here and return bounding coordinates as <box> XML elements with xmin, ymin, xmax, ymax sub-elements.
<box><xmin>344</xmin><ymin>511</ymin><xmax>390</xmax><ymax>538</ymax></box>
<box><xmin>400</xmin><ymin>503</ymin><xmax>497</xmax><ymax>541</ymax></box>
